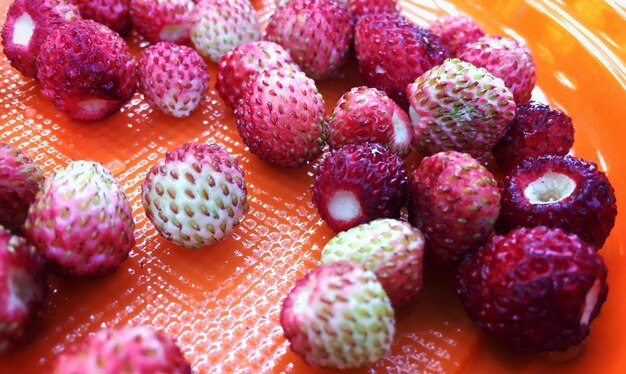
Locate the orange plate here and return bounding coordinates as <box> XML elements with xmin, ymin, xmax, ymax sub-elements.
<box><xmin>0</xmin><ymin>0</ymin><xmax>625</xmax><ymax>373</ymax></box>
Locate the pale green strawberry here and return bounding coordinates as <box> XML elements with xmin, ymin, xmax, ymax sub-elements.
<box><xmin>321</xmin><ymin>218</ymin><xmax>424</xmax><ymax>306</ymax></box>
<box><xmin>141</xmin><ymin>143</ymin><xmax>248</xmax><ymax>249</ymax></box>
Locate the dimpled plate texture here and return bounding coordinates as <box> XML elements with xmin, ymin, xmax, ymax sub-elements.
<box><xmin>0</xmin><ymin>0</ymin><xmax>625</xmax><ymax>373</ymax></box>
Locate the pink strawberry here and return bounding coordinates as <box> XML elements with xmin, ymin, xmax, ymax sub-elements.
<box><xmin>53</xmin><ymin>326</ymin><xmax>191</xmax><ymax>373</ymax></box>
<box><xmin>0</xmin><ymin>227</ymin><xmax>47</xmax><ymax>355</ymax></box>
<box><xmin>354</xmin><ymin>13</ymin><xmax>449</xmax><ymax>108</ymax></box>
<box><xmin>327</xmin><ymin>86</ymin><xmax>413</xmax><ymax>158</ymax></box>
<box><xmin>281</xmin><ymin>261</ymin><xmax>395</xmax><ymax>369</ymax></box>
<box><xmin>216</xmin><ymin>41</ymin><xmax>298</xmax><ymax>110</ymax></box>
<box><xmin>457</xmin><ymin>226</ymin><xmax>608</xmax><ymax>352</ymax></box>
<box><xmin>408</xmin><ymin>151</ymin><xmax>500</xmax><ymax>263</ymax></box>
<box><xmin>130</xmin><ymin>0</ymin><xmax>195</xmax><ymax>44</ymax></box>
<box><xmin>235</xmin><ymin>67</ymin><xmax>326</xmax><ymax>168</ymax></box>
<box><xmin>407</xmin><ymin>58</ymin><xmax>516</xmax><ymax>159</ymax></box>
<box><xmin>321</xmin><ymin>218</ymin><xmax>424</xmax><ymax>306</ymax></box>
<box><xmin>458</xmin><ymin>35</ymin><xmax>536</xmax><ymax>104</ymax></box>
<box><xmin>36</xmin><ymin>19</ymin><xmax>137</xmax><ymax>121</ymax></box>
<box><xmin>190</xmin><ymin>0</ymin><xmax>261</xmax><ymax>63</ymax></box>
<box><xmin>348</xmin><ymin>0</ymin><xmax>398</xmax><ymax>18</ymax></box>
<box><xmin>497</xmin><ymin>155</ymin><xmax>617</xmax><ymax>249</ymax></box>
<box><xmin>428</xmin><ymin>14</ymin><xmax>485</xmax><ymax>57</ymax></box>
<box><xmin>74</xmin><ymin>0</ymin><xmax>132</xmax><ymax>36</ymax></box>
<box><xmin>0</xmin><ymin>143</ymin><xmax>44</xmax><ymax>233</ymax></box>
<box><xmin>1</xmin><ymin>0</ymin><xmax>80</xmax><ymax>78</ymax></box>
<box><xmin>266</xmin><ymin>0</ymin><xmax>354</xmax><ymax>80</ymax></box>
<box><xmin>24</xmin><ymin>161</ymin><xmax>135</xmax><ymax>278</ymax></box>
<box><xmin>312</xmin><ymin>143</ymin><xmax>408</xmax><ymax>232</ymax></box>
<box><xmin>138</xmin><ymin>42</ymin><xmax>209</xmax><ymax>118</ymax></box>
<box><xmin>493</xmin><ymin>101</ymin><xmax>575</xmax><ymax>170</ymax></box>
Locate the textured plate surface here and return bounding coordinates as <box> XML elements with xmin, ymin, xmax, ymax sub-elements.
<box><xmin>0</xmin><ymin>0</ymin><xmax>625</xmax><ymax>373</ymax></box>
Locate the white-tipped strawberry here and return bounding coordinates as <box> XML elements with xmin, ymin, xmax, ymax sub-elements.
<box><xmin>408</xmin><ymin>151</ymin><xmax>501</xmax><ymax>263</ymax></box>
<box><xmin>190</xmin><ymin>0</ymin><xmax>261</xmax><ymax>63</ymax></box>
<box><xmin>235</xmin><ymin>67</ymin><xmax>326</xmax><ymax>168</ymax></box>
<box><xmin>428</xmin><ymin>14</ymin><xmax>485</xmax><ymax>57</ymax></box>
<box><xmin>138</xmin><ymin>42</ymin><xmax>209</xmax><ymax>118</ymax></box>
<box><xmin>216</xmin><ymin>41</ymin><xmax>298</xmax><ymax>110</ymax></box>
<box><xmin>1</xmin><ymin>0</ymin><xmax>80</xmax><ymax>78</ymax></box>
<box><xmin>266</xmin><ymin>0</ymin><xmax>354</xmax><ymax>80</ymax></box>
<box><xmin>458</xmin><ymin>35</ymin><xmax>536</xmax><ymax>104</ymax></box>
<box><xmin>75</xmin><ymin>0</ymin><xmax>132</xmax><ymax>35</ymax></box>
<box><xmin>327</xmin><ymin>86</ymin><xmax>412</xmax><ymax>158</ymax></box>
<box><xmin>130</xmin><ymin>0</ymin><xmax>195</xmax><ymax>44</ymax></box>
<box><xmin>281</xmin><ymin>261</ymin><xmax>395</xmax><ymax>369</ymax></box>
<box><xmin>24</xmin><ymin>161</ymin><xmax>135</xmax><ymax>279</ymax></box>
<box><xmin>407</xmin><ymin>58</ymin><xmax>516</xmax><ymax>159</ymax></box>
<box><xmin>141</xmin><ymin>143</ymin><xmax>249</xmax><ymax>249</ymax></box>
<box><xmin>321</xmin><ymin>218</ymin><xmax>424</xmax><ymax>306</ymax></box>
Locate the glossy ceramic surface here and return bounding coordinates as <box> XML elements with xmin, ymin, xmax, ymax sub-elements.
<box><xmin>0</xmin><ymin>0</ymin><xmax>624</xmax><ymax>372</ymax></box>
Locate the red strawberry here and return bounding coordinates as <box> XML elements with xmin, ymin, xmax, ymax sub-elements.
<box><xmin>312</xmin><ymin>143</ymin><xmax>408</xmax><ymax>232</ymax></box>
<box><xmin>24</xmin><ymin>161</ymin><xmax>135</xmax><ymax>278</ymax></box>
<box><xmin>354</xmin><ymin>13</ymin><xmax>449</xmax><ymax>109</ymax></box>
<box><xmin>0</xmin><ymin>143</ymin><xmax>44</xmax><ymax>233</ymax></box>
<box><xmin>266</xmin><ymin>0</ymin><xmax>354</xmax><ymax>80</ymax></box>
<box><xmin>407</xmin><ymin>58</ymin><xmax>516</xmax><ymax>159</ymax></box>
<box><xmin>408</xmin><ymin>151</ymin><xmax>500</xmax><ymax>262</ymax></box>
<box><xmin>235</xmin><ymin>67</ymin><xmax>326</xmax><ymax>168</ymax></box>
<box><xmin>281</xmin><ymin>261</ymin><xmax>395</xmax><ymax>369</ymax></box>
<box><xmin>347</xmin><ymin>0</ymin><xmax>399</xmax><ymax>18</ymax></box>
<box><xmin>457</xmin><ymin>226</ymin><xmax>608</xmax><ymax>352</ymax></box>
<box><xmin>497</xmin><ymin>155</ymin><xmax>617</xmax><ymax>249</ymax></box>
<box><xmin>130</xmin><ymin>0</ymin><xmax>195</xmax><ymax>44</ymax></box>
<box><xmin>138</xmin><ymin>42</ymin><xmax>209</xmax><ymax>118</ymax></box>
<box><xmin>321</xmin><ymin>218</ymin><xmax>425</xmax><ymax>306</ymax></box>
<box><xmin>428</xmin><ymin>14</ymin><xmax>485</xmax><ymax>57</ymax></box>
<box><xmin>0</xmin><ymin>227</ymin><xmax>47</xmax><ymax>355</ymax></box>
<box><xmin>216</xmin><ymin>41</ymin><xmax>298</xmax><ymax>110</ymax></box>
<box><xmin>74</xmin><ymin>0</ymin><xmax>132</xmax><ymax>36</ymax></box>
<box><xmin>53</xmin><ymin>326</ymin><xmax>191</xmax><ymax>373</ymax></box>
<box><xmin>36</xmin><ymin>19</ymin><xmax>137</xmax><ymax>121</ymax></box>
<box><xmin>1</xmin><ymin>0</ymin><xmax>80</xmax><ymax>78</ymax></box>
<box><xmin>493</xmin><ymin>101</ymin><xmax>575</xmax><ymax>170</ymax></box>
<box><xmin>190</xmin><ymin>0</ymin><xmax>261</xmax><ymax>63</ymax></box>
<box><xmin>458</xmin><ymin>35</ymin><xmax>536</xmax><ymax>104</ymax></box>
<box><xmin>327</xmin><ymin>86</ymin><xmax>412</xmax><ymax>158</ymax></box>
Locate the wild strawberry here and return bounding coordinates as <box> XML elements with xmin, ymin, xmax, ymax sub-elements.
<box><xmin>0</xmin><ymin>227</ymin><xmax>47</xmax><ymax>355</ymax></box>
<box><xmin>53</xmin><ymin>326</ymin><xmax>191</xmax><ymax>373</ymax></box>
<box><xmin>354</xmin><ymin>13</ymin><xmax>448</xmax><ymax>109</ymax></box>
<box><xmin>327</xmin><ymin>86</ymin><xmax>412</xmax><ymax>158</ymax></box>
<box><xmin>24</xmin><ymin>161</ymin><xmax>135</xmax><ymax>278</ymax></box>
<box><xmin>141</xmin><ymin>143</ymin><xmax>249</xmax><ymax>249</ymax></box>
<box><xmin>457</xmin><ymin>226</ymin><xmax>608</xmax><ymax>352</ymax></box>
<box><xmin>130</xmin><ymin>0</ymin><xmax>195</xmax><ymax>44</ymax></box>
<box><xmin>266</xmin><ymin>0</ymin><xmax>354</xmax><ymax>80</ymax></box>
<box><xmin>312</xmin><ymin>143</ymin><xmax>408</xmax><ymax>232</ymax></box>
<box><xmin>137</xmin><ymin>42</ymin><xmax>209</xmax><ymax>118</ymax></box>
<box><xmin>321</xmin><ymin>218</ymin><xmax>424</xmax><ymax>306</ymax></box>
<box><xmin>0</xmin><ymin>143</ymin><xmax>44</xmax><ymax>233</ymax></box>
<box><xmin>1</xmin><ymin>0</ymin><xmax>80</xmax><ymax>78</ymax></box>
<box><xmin>428</xmin><ymin>14</ymin><xmax>485</xmax><ymax>57</ymax></box>
<box><xmin>74</xmin><ymin>0</ymin><xmax>132</xmax><ymax>35</ymax></box>
<box><xmin>407</xmin><ymin>58</ymin><xmax>516</xmax><ymax>159</ymax></box>
<box><xmin>36</xmin><ymin>19</ymin><xmax>137</xmax><ymax>121</ymax></box>
<box><xmin>347</xmin><ymin>0</ymin><xmax>398</xmax><ymax>18</ymax></box>
<box><xmin>458</xmin><ymin>35</ymin><xmax>536</xmax><ymax>104</ymax></box>
<box><xmin>497</xmin><ymin>155</ymin><xmax>617</xmax><ymax>249</ymax></box>
<box><xmin>216</xmin><ymin>41</ymin><xmax>298</xmax><ymax>111</ymax></box>
<box><xmin>408</xmin><ymin>151</ymin><xmax>500</xmax><ymax>263</ymax></box>
<box><xmin>281</xmin><ymin>261</ymin><xmax>395</xmax><ymax>369</ymax></box>
<box><xmin>190</xmin><ymin>0</ymin><xmax>261</xmax><ymax>63</ymax></box>
<box><xmin>235</xmin><ymin>67</ymin><xmax>326</xmax><ymax>168</ymax></box>
<box><xmin>493</xmin><ymin>101</ymin><xmax>575</xmax><ymax>170</ymax></box>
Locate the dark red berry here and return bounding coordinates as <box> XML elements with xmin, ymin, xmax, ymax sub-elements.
<box><xmin>457</xmin><ymin>226</ymin><xmax>608</xmax><ymax>352</ymax></box>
